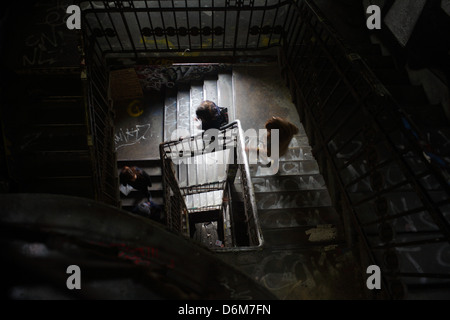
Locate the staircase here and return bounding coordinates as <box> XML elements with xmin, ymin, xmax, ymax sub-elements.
<box><xmin>250</xmin><ymin>129</ymin><xmax>343</xmax><ymax>250</ymax></box>
<box><xmin>2</xmin><ymin>68</ymin><xmax>95</xmax><ymax>199</ymax></box>
<box><xmin>158</xmin><ymin>64</ymin><xmax>367</xmax><ymax>299</ymax></box>
<box><xmin>159</xmin><ymin>69</ymin><xmax>233</xmax><ymax>247</ymax></box>
<box><xmin>278</xmin><ymin>0</ymin><xmax>450</xmax><ymax>299</ymax></box>
<box><xmin>3</xmin><ymin>0</ymin><xmax>448</xmax><ymax>300</ymax></box>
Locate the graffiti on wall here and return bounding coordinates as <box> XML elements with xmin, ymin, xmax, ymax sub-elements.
<box><xmin>135</xmin><ymin>64</ymin><xmax>231</xmax><ymax>91</ymax></box>
<box><xmin>114</xmin><ymin>124</ymin><xmax>152</xmax><ymax>151</ymax></box>
<box><xmin>22</xmin><ymin>0</ymin><xmax>78</xmax><ymax>67</ymax></box>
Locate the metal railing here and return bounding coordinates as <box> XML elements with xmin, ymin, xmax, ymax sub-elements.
<box><xmin>81</xmin><ymin>33</ymin><xmax>119</xmax><ymax>206</ymax></box>
<box><xmin>78</xmin><ymin>0</ymin><xmax>288</xmax><ymax>60</ymax></box>
<box><xmin>279</xmin><ymin>0</ymin><xmax>450</xmax><ymax>298</ymax></box>
<box><xmin>159</xmin><ymin>120</ymin><xmax>263</xmax><ymax>250</ymax></box>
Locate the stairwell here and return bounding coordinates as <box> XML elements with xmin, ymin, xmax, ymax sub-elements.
<box><xmin>2</xmin><ymin>0</ymin><xmax>449</xmax><ymax>300</ymax></box>
<box><xmin>155</xmin><ymin>63</ymin><xmax>368</xmax><ymax>299</ymax></box>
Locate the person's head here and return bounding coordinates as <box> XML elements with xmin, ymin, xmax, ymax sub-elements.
<box><xmin>196</xmin><ymin>100</ymin><xmax>218</xmax><ymax>122</ymax></box>
<box><xmin>135</xmin><ymin>201</ymin><xmax>162</xmax><ymax>221</ymax></box>
<box><xmin>136</xmin><ymin>201</ymin><xmax>151</xmax><ymax>216</ymax></box>
<box><xmin>120</xmin><ymin>166</ymin><xmax>137</xmax><ymax>185</ymax></box>
<box><xmin>265</xmin><ymin>116</ymin><xmax>299</xmax><ymax>140</ymax></box>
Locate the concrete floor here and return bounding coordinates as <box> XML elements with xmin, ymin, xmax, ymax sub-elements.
<box><xmin>234</xmin><ymin>63</ymin><xmax>303</xmax><ymax>133</ymax></box>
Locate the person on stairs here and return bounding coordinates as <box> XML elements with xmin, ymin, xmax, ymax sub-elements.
<box><xmin>264</xmin><ymin>116</ymin><xmax>299</xmax><ymax>158</ymax></box>
<box><xmin>245</xmin><ymin>116</ymin><xmax>299</xmax><ymax>174</ymax></box>
<box><xmin>195</xmin><ymin>100</ymin><xmax>229</xmax><ymax>131</ymax></box>
<box><xmin>119</xmin><ymin>165</ymin><xmax>152</xmax><ymax>200</ymax></box>
<box><xmin>132</xmin><ymin>199</ymin><xmax>164</xmax><ymax>223</ymax></box>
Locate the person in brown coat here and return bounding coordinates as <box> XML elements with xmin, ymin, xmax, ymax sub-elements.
<box><xmin>245</xmin><ymin>116</ymin><xmax>299</xmax><ymax>174</ymax></box>
<box><xmin>264</xmin><ymin>116</ymin><xmax>299</xmax><ymax>158</ymax></box>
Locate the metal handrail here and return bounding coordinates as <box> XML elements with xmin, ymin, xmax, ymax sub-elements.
<box><xmin>159</xmin><ymin>120</ymin><xmax>263</xmax><ymax>250</ymax></box>
<box><xmin>77</xmin><ymin>0</ymin><xmax>288</xmax><ymax>59</ymax></box>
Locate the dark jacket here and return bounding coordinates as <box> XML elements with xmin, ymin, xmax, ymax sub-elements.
<box><xmin>202</xmin><ymin>105</ymin><xmax>228</xmax><ymax>131</ymax></box>
<box><xmin>127</xmin><ymin>167</ymin><xmax>152</xmax><ymax>197</ymax></box>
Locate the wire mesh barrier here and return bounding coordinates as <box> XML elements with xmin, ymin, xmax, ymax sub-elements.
<box><xmin>159</xmin><ymin>120</ymin><xmax>263</xmax><ymax>251</ymax></box>
<box><xmin>279</xmin><ymin>0</ymin><xmax>450</xmax><ymax>298</ymax></box>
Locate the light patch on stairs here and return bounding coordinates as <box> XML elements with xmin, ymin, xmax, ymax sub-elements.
<box><xmin>305</xmin><ymin>225</ymin><xmax>337</xmax><ymax>242</ymax></box>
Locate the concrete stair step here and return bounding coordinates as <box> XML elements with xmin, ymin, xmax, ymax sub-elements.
<box><xmin>280</xmin><ymin>146</ymin><xmax>315</xmax><ymax>161</ymax></box>
<box><xmin>176</xmin><ymin>88</ymin><xmax>191</xmax><ymax>138</ymax></box>
<box><xmin>203</xmin><ymin>76</ymin><xmax>218</xmax><ymax>102</ymax></box>
<box><xmin>348</xmin><ymin>189</ymin><xmax>449</xmax><ymax>205</ymax></box>
<box><xmin>163</xmin><ymin>89</ymin><xmax>177</xmax><ymax>142</ymax></box>
<box><xmin>289</xmin><ymin>134</ymin><xmax>311</xmax><ymax>147</ymax></box>
<box><xmin>258</xmin><ymin>206</ymin><xmax>341</xmax><ymax>229</ymax></box>
<box><xmin>261</xmin><ymin>225</ymin><xmax>342</xmax><ymax>250</ymax></box>
<box><xmin>217</xmin><ymin>72</ymin><xmax>234</xmax><ymax>120</ymax></box>
<box><xmin>249</xmin><ymin>134</ymin><xmax>310</xmax><ymax>149</ymax></box>
<box><xmin>9</xmin><ymin>98</ymin><xmax>85</xmax><ymax>126</ymax></box>
<box><xmin>20</xmin><ymin>149</ymin><xmax>91</xmax><ymax>162</ymax></box>
<box><xmin>250</xmin><ymin>159</ymin><xmax>320</xmax><ymax>176</ymax></box>
<box><xmin>15</xmin><ymin>126</ymin><xmax>88</xmax><ymax>152</ymax></box>
<box><xmin>255</xmin><ymin>190</ymin><xmax>332</xmax><ymax>210</ymax></box>
<box><xmin>190</xmin><ymin>82</ymin><xmax>204</xmax><ymax>136</ymax></box>
<box><xmin>21</xmin><ymin>157</ymin><xmax>92</xmax><ymax>178</ymax></box>
<box><xmin>252</xmin><ymin>174</ymin><xmax>327</xmax><ymax>192</ymax></box>
<box><xmin>22</xmin><ymin>177</ymin><xmax>95</xmax><ymax>198</ymax></box>
<box><xmin>21</xmin><ymin>73</ymin><xmax>82</xmax><ymax>97</ymax></box>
